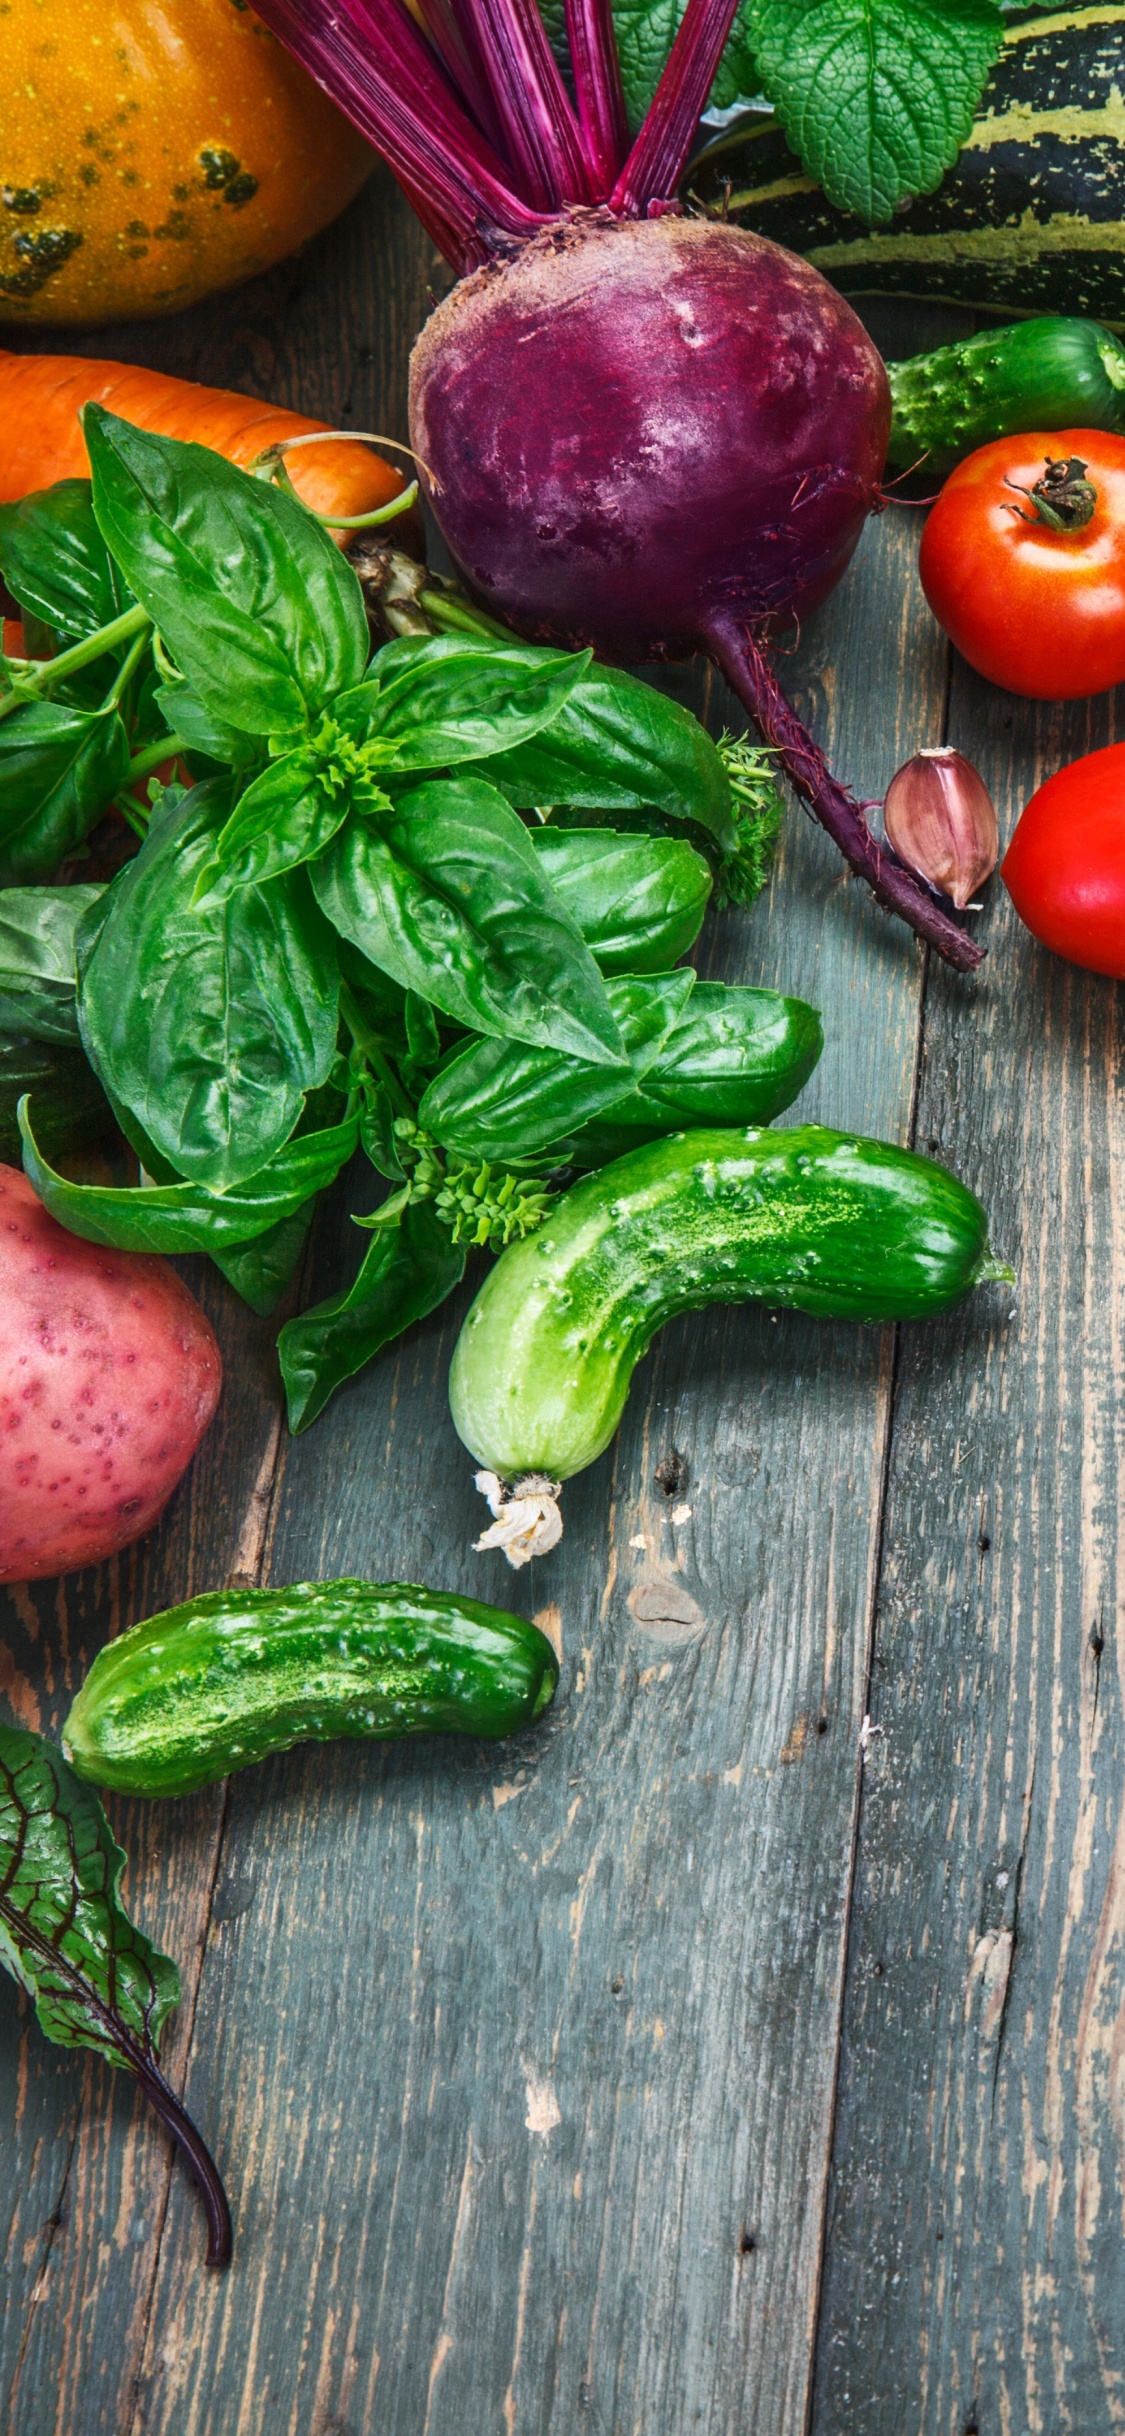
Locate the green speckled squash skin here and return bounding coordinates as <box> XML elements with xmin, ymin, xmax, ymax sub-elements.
<box><xmin>449</xmin><ymin>1126</ymin><xmax>1008</xmax><ymax>1482</ymax></box>
<box><xmin>62</xmin><ymin>1581</ymin><xmax>559</xmax><ymax>1799</ymax></box>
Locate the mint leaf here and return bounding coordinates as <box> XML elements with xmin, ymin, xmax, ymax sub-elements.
<box><xmin>747</xmin><ymin>0</ymin><xmax>1003</xmax><ymax>224</ymax></box>
<box><xmin>0</xmin><ymin>1723</ymin><xmax>231</xmax><ymax>2266</ymax></box>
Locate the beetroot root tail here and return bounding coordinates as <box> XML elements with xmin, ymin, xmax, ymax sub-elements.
<box><xmin>704</xmin><ymin>613</ymin><xmax>984</xmax><ymax>974</ymax></box>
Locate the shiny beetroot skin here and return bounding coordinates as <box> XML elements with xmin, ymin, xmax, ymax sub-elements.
<box><xmin>410</xmin><ymin>217</ymin><xmax>891</xmax><ymax>658</ymax></box>
<box><xmin>0</xmin><ymin>1165</ymin><xmax>222</xmax><ymax>1583</ymax></box>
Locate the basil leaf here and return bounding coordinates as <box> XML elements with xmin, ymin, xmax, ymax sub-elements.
<box><xmin>404</xmin><ymin>989</ymin><xmax>442</xmax><ymax>1073</ymax></box>
<box><xmin>79</xmin><ymin>781</ymin><xmax>340</xmax><ymax>1190</ymax></box>
<box><xmin>0</xmin><ymin>703</ymin><xmax>131</xmax><ymax>885</ymax></box>
<box><xmin>357</xmin><ymin>1078</ymin><xmax>405</xmax><ymax>1179</ymax></box>
<box><xmin>0</xmin><ymin>1036</ymin><xmax>115</xmax><ymax>1166</ymax></box>
<box><xmin>152</xmin><ymin>678</ymin><xmax>261</xmax><ymax>767</ymax></box>
<box><xmin>475</xmin><ymin>665</ymin><xmax>736</xmax><ymax>850</ymax></box>
<box><xmin>312</xmin><ymin>777</ymin><xmax>625</xmax><ymax>1068</ymax></box>
<box><xmin>418</xmin><ymin>968</ymin><xmax>695</xmax><ymax>1163</ymax></box>
<box><xmin>556</xmin><ymin>983</ymin><xmax>824</xmax><ymax>1161</ymax></box>
<box><xmin>338</xmin><ymin>938</ymin><xmax>412</xmax><ymax>1052</ymax></box>
<box><xmin>278</xmin><ymin>1199</ymin><xmax>466</xmax><ymax>1434</ymax></box>
<box><xmin>210</xmin><ymin>1201</ymin><xmax>317</xmax><ymax>1315</ymax></box>
<box><xmin>634</xmin><ymin>983</ymin><xmax>823</xmax><ymax>1122</ymax></box>
<box><xmin>531</xmin><ymin>827</ymin><xmax>712</xmax><ymax>973</ymax></box>
<box><xmin>19</xmin><ymin>1099</ymin><xmax>359</xmax><ymax>1253</ymax></box>
<box><xmin>198</xmin><ymin>753</ymin><xmax>353</xmax><ymax>902</ymax></box>
<box><xmin>336</xmin><ymin>635</ymin><xmax>591</xmax><ymax>770</ymax></box>
<box><xmin>208</xmin><ymin>1067</ymin><xmax>349</xmax><ymax>1308</ymax></box>
<box><xmin>85</xmin><ymin>408</ymin><xmax>369</xmax><ymax>739</ymax></box>
<box><xmin>0</xmin><ymin>480</ymin><xmax>131</xmax><ymax>641</ymax></box>
<box><xmin>0</xmin><ymin>883</ymin><xmax>104</xmax><ymax>1040</ymax></box>
<box><xmin>0</xmin><ymin>1722</ymin><xmax>180</xmax><ymax>2067</ymax></box>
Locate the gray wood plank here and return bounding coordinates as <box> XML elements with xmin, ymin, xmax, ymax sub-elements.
<box><xmin>124</xmin><ymin>429</ymin><xmax>944</xmax><ymax>2431</ymax></box>
<box><xmin>0</xmin><ymin>1264</ymin><xmax>284</xmax><ymax>2436</ymax></box>
<box><xmin>0</xmin><ymin>160</ymin><xmax>430</xmax><ymax>2436</ymax></box>
<box><xmin>811</xmin><ymin>663</ymin><xmax>1125</xmax><ymax>2431</ymax></box>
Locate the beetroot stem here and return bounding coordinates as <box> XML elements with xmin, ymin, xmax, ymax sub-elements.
<box><xmin>704</xmin><ymin>614</ymin><xmax>985</xmax><ymax>973</ymax></box>
<box><xmin>564</xmin><ymin>0</ymin><xmax>630</xmax><ymax>193</ymax></box>
<box><xmin>136</xmin><ymin>2056</ymin><xmax>234</xmax><ymax>2272</ymax></box>
<box><xmin>250</xmin><ymin>0</ymin><xmax>547</xmax><ymax>267</ymax></box>
<box><xmin>410</xmin><ymin>0</ymin><xmax>512</xmax><ymax>160</ymax></box>
<box><xmin>458</xmin><ymin>0</ymin><xmax>599</xmax><ymax>207</ymax></box>
<box><xmin>610</xmin><ymin>0</ymin><xmax>742</xmax><ymax>212</ymax></box>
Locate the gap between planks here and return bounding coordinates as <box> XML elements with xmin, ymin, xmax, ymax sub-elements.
<box><xmin>800</xmin><ymin>663</ymin><xmax>950</xmax><ymax>2431</ymax></box>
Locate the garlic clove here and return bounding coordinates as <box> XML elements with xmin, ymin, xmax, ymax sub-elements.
<box><xmin>883</xmin><ymin>748</ymin><xmax>999</xmax><ymax>910</ymax></box>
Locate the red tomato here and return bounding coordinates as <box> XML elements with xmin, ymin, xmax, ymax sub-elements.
<box><xmin>2</xmin><ymin>618</ymin><xmax>23</xmax><ymax>657</ymax></box>
<box><xmin>1002</xmin><ymin>742</ymin><xmax>1125</xmax><ymax>975</ymax></box>
<box><xmin>919</xmin><ymin>430</ymin><xmax>1125</xmax><ymax>700</ymax></box>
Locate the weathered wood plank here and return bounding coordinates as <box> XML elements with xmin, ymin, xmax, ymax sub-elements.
<box><xmin>0</xmin><ymin>1264</ymin><xmax>284</xmax><ymax>2436</ymax></box>
<box><xmin>123</xmin><ymin>366</ymin><xmax>944</xmax><ymax>2430</ymax></box>
<box><xmin>811</xmin><ymin>664</ymin><xmax>1125</xmax><ymax>2430</ymax></box>
<box><xmin>0</xmin><ymin>160</ymin><xmax>430</xmax><ymax>2436</ymax></box>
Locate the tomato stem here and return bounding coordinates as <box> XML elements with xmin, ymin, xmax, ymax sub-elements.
<box><xmin>1004</xmin><ymin>455</ymin><xmax>1097</xmax><ymax>534</ymax></box>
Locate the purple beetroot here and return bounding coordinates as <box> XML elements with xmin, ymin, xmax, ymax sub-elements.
<box><xmin>251</xmin><ymin>0</ymin><xmax>981</xmax><ymax>969</ymax></box>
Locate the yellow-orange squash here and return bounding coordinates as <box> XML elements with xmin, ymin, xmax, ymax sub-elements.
<box><xmin>0</xmin><ymin>0</ymin><xmax>375</xmax><ymax>325</ymax></box>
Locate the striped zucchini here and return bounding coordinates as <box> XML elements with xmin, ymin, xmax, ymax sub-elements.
<box><xmin>692</xmin><ymin>7</ymin><xmax>1125</xmax><ymax>326</ymax></box>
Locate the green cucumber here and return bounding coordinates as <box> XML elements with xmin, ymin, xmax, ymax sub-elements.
<box><xmin>691</xmin><ymin>8</ymin><xmax>1125</xmax><ymax>326</ymax></box>
<box><xmin>449</xmin><ymin>1125</ymin><xmax>1009</xmax><ymax>1486</ymax></box>
<box><xmin>62</xmin><ymin>1579</ymin><xmax>559</xmax><ymax>1798</ymax></box>
<box><xmin>530</xmin><ymin>826</ymin><xmax>712</xmax><ymax>973</ymax></box>
<box><xmin>887</xmin><ymin>317</ymin><xmax>1125</xmax><ymax>474</ymax></box>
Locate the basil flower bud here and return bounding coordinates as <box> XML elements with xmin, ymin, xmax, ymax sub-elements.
<box><xmin>883</xmin><ymin>748</ymin><xmax>998</xmax><ymax>909</ymax></box>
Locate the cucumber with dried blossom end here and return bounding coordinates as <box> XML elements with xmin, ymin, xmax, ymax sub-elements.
<box><xmin>449</xmin><ymin>1125</ymin><xmax>1012</xmax><ymax>1559</ymax></box>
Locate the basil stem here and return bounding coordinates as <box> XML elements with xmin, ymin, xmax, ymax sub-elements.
<box><xmin>0</xmin><ymin>602</ymin><xmax>150</xmax><ymax>724</ymax></box>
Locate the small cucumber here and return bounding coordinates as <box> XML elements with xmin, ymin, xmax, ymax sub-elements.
<box><xmin>887</xmin><ymin>317</ymin><xmax>1125</xmax><ymax>475</ymax></box>
<box><xmin>62</xmin><ymin>1580</ymin><xmax>559</xmax><ymax>1798</ymax></box>
<box><xmin>449</xmin><ymin>1126</ymin><xmax>1010</xmax><ymax>1484</ymax></box>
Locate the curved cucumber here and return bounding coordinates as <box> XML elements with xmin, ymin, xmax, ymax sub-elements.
<box><xmin>62</xmin><ymin>1579</ymin><xmax>559</xmax><ymax>1798</ymax></box>
<box><xmin>449</xmin><ymin>1126</ymin><xmax>1009</xmax><ymax>1483</ymax></box>
<box><xmin>887</xmin><ymin>317</ymin><xmax>1125</xmax><ymax>475</ymax></box>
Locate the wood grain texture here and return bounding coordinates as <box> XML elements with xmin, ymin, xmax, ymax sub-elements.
<box><xmin>116</xmin><ymin>419</ymin><xmax>944</xmax><ymax>2434</ymax></box>
<box><xmin>0</xmin><ymin>160</ymin><xmax>431</xmax><ymax>2436</ymax></box>
<box><xmin>811</xmin><ymin>669</ymin><xmax>1125</xmax><ymax>2433</ymax></box>
<box><xmin>0</xmin><ymin>1263</ymin><xmax>284</xmax><ymax>2436</ymax></box>
<box><xmin>0</xmin><ymin>187</ymin><xmax>1006</xmax><ymax>2436</ymax></box>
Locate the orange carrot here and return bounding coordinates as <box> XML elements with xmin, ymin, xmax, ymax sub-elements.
<box><xmin>0</xmin><ymin>350</ymin><xmax>410</xmax><ymax>529</ymax></box>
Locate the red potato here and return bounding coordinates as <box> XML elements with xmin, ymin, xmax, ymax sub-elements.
<box><xmin>0</xmin><ymin>1167</ymin><xmax>221</xmax><ymax>1584</ymax></box>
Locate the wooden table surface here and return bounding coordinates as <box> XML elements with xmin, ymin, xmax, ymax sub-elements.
<box><xmin>3</xmin><ymin>165</ymin><xmax>1123</xmax><ymax>2436</ymax></box>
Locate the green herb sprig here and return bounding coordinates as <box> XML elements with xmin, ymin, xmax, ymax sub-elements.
<box><xmin>0</xmin><ymin>414</ymin><xmax>788</xmax><ymax>1430</ymax></box>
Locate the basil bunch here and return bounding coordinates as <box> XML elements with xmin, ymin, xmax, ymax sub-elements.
<box><xmin>0</xmin><ymin>410</ymin><xmax>802</xmax><ymax>1429</ymax></box>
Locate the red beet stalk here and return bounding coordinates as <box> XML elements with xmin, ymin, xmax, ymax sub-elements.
<box><xmin>251</xmin><ymin>0</ymin><xmax>983</xmax><ymax>969</ymax></box>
